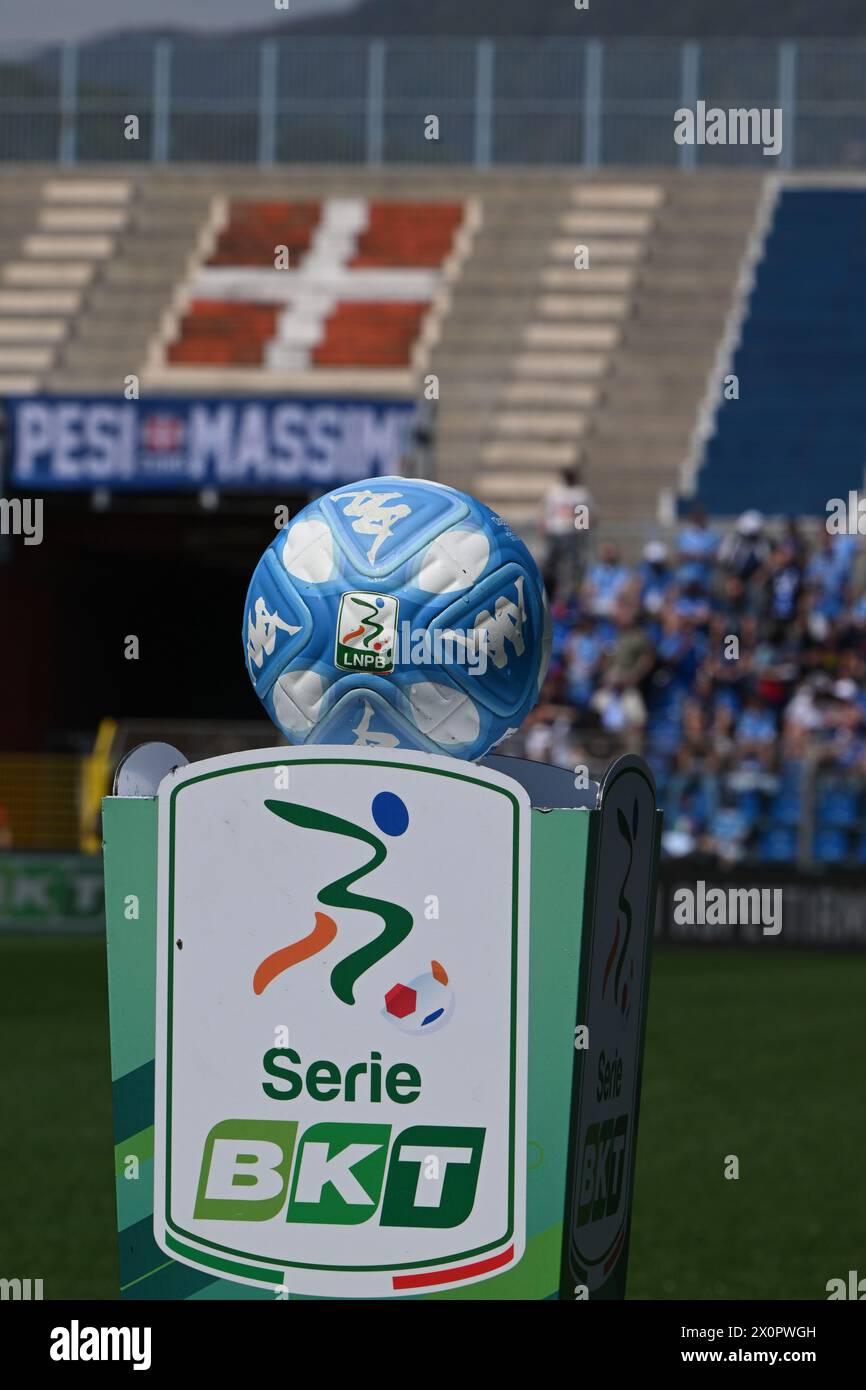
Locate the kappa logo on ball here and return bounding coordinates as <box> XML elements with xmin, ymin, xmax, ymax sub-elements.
<box><xmin>332</xmin><ymin>488</ymin><xmax>412</xmax><ymax>564</ymax></box>
<box><xmin>335</xmin><ymin>592</ymin><xmax>399</xmax><ymax>673</ymax></box>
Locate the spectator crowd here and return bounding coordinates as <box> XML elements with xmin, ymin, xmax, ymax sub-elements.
<box><xmin>520</xmin><ymin>494</ymin><xmax>866</xmax><ymax>863</ymax></box>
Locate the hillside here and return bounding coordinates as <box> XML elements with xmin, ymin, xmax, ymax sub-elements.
<box><xmin>281</xmin><ymin>0</ymin><xmax>866</xmax><ymax>40</ymax></box>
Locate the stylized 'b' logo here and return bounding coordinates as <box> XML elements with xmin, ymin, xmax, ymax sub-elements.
<box><xmin>253</xmin><ymin>792</ymin><xmax>412</xmax><ymax>1005</ymax></box>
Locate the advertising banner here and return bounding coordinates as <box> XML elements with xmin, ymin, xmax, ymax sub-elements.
<box><xmin>7</xmin><ymin>397</ymin><xmax>416</xmax><ymax>492</ymax></box>
<box><xmin>0</xmin><ymin>853</ymin><xmax>104</xmax><ymax>931</ymax></box>
<box><xmin>152</xmin><ymin>748</ymin><xmax>530</xmax><ymax>1297</ymax></box>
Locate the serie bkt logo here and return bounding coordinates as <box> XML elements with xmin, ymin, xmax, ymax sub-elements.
<box><xmin>196</xmin><ymin>1119</ymin><xmax>485</xmax><ymax>1229</ymax></box>
<box><xmin>155</xmin><ymin>753</ymin><xmax>528</xmax><ymax>1295</ymax></box>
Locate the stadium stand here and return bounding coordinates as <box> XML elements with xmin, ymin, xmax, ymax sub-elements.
<box><xmin>428</xmin><ymin>174</ymin><xmax>762</xmax><ymax>532</ymax></box>
<box><xmin>7</xmin><ymin>164</ymin><xmax>866</xmax><ymax>870</ymax></box>
<box><xmin>516</xmin><ymin>503</ymin><xmax>866</xmax><ymax>867</ymax></box>
<box><xmin>160</xmin><ymin>196</ymin><xmax>465</xmax><ymax>374</ymax></box>
<box><xmin>0</xmin><ymin>166</ymin><xmax>762</xmax><ymax>536</ymax></box>
<box><xmin>686</xmin><ymin>186</ymin><xmax>866</xmax><ymax>516</ymax></box>
<box><xmin>0</xmin><ymin>177</ymin><xmax>133</xmax><ymax>396</ymax></box>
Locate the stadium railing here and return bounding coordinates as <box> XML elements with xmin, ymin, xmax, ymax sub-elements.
<box><xmin>2</xmin><ymin>38</ymin><xmax>866</xmax><ymax>169</ymax></box>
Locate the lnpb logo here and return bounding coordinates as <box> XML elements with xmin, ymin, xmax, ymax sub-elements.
<box><xmin>335</xmin><ymin>592</ymin><xmax>399</xmax><ymax>674</ymax></box>
<box><xmin>155</xmin><ymin>750</ymin><xmax>529</xmax><ymax>1297</ymax></box>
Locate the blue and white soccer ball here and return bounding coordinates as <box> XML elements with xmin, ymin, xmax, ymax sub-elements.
<box><xmin>242</xmin><ymin>475</ymin><xmax>550</xmax><ymax>761</ymax></box>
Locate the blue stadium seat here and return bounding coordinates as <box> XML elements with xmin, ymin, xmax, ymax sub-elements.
<box><xmin>711</xmin><ymin>808</ymin><xmax>750</xmax><ymax>844</ymax></box>
<box><xmin>735</xmin><ymin>789</ymin><xmax>762</xmax><ymax>824</ymax></box>
<box><xmin>685</xmin><ymin>189</ymin><xmax>866</xmax><ymax>516</ymax></box>
<box><xmin>816</xmin><ymin>785</ymin><xmax>859</xmax><ymax>827</ymax></box>
<box><xmin>813</xmin><ymin>827</ymin><xmax>850</xmax><ymax>863</ymax></box>
<box><xmin>769</xmin><ymin>790</ymin><xmax>802</xmax><ymax>826</ymax></box>
<box><xmin>758</xmin><ymin>827</ymin><xmax>797</xmax><ymax>863</ymax></box>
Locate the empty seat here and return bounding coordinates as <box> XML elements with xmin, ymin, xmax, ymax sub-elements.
<box><xmin>812</xmin><ymin>827</ymin><xmax>850</xmax><ymax>864</ymax></box>
<box><xmin>758</xmin><ymin>827</ymin><xmax>797</xmax><ymax>863</ymax></box>
<box><xmin>815</xmin><ymin>784</ymin><xmax>859</xmax><ymax>828</ymax></box>
<box><xmin>686</xmin><ymin>189</ymin><xmax>866</xmax><ymax>516</ymax></box>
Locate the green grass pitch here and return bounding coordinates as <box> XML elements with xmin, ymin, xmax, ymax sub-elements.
<box><xmin>0</xmin><ymin>935</ymin><xmax>862</xmax><ymax>1300</ymax></box>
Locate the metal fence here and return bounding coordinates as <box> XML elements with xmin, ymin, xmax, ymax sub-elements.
<box><xmin>2</xmin><ymin>37</ymin><xmax>866</xmax><ymax>169</ymax></box>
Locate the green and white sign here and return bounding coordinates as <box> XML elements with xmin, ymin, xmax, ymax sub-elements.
<box><xmin>153</xmin><ymin>748</ymin><xmax>530</xmax><ymax>1296</ymax></box>
<box><xmin>0</xmin><ymin>853</ymin><xmax>104</xmax><ymax>930</ymax></box>
<box><xmin>560</xmin><ymin>757</ymin><xmax>658</xmax><ymax>1298</ymax></box>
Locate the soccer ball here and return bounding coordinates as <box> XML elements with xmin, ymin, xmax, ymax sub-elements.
<box><xmin>242</xmin><ymin>475</ymin><xmax>550</xmax><ymax>761</ymax></box>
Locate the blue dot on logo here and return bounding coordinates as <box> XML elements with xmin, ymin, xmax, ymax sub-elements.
<box><xmin>375</xmin><ymin>597</ymin><xmax>385</xmax><ymax>608</ymax></box>
<box><xmin>372</xmin><ymin>791</ymin><xmax>409</xmax><ymax>836</ymax></box>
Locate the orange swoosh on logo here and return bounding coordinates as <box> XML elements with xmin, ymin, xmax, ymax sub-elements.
<box><xmin>253</xmin><ymin>911</ymin><xmax>338</xmax><ymax>995</ymax></box>
<box><xmin>341</xmin><ymin>624</ymin><xmax>365</xmax><ymax>645</ymax></box>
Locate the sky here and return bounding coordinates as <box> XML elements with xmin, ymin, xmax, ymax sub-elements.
<box><xmin>0</xmin><ymin>0</ymin><xmax>358</xmax><ymax>48</ymax></box>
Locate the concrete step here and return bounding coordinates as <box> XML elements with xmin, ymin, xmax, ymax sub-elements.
<box><xmin>634</xmin><ymin>300</ymin><xmax>730</xmax><ymax>328</ymax></box>
<box><xmin>549</xmin><ymin>238</ymin><xmax>645</xmax><ymax>263</ymax></box>
<box><xmin>643</xmin><ymin>244</ymin><xmax>747</xmax><ymax>269</ymax></box>
<box><xmin>437</xmin><ymin>322</ymin><xmax>619</xmax><ymax>351</ymax></box>
<box><xmin>501</xmin><ymin>381</ymin><xmax>600</xmax><ymax>408</ymax></box>
<box><xmin>479</xmin><ymin>472</ymin><xmax>563</xmax><ymax>500</ymax></box>
<box><xmin>103</xmin><ymin>262</ymin><xmax>189</xmax><ymax>286</ymax></box>
<box><xmin>535</xmin><ymin>294</ymin><xmax>629</xmax><ymax>320</ymax></box>
<box><xmin>430</xmin><ymin>378</ymin><xmax>600</xmax><ymax>409</ymax></box>
<box><xmin>513</xmin><ymin>352</ymin><xmax>610</xmax><ymax>379</ymax></box>
<box><xmin>112</xmin><ymin>235</ymin><xmax>200</xmax><ymax>261</ymax></box>
<box><xmin>0</xmin><ymin>373</ymin><xmax>40</xmax><ymax>393</ymax></box>
<box><xmin>23</xmin><ymin>234</ymin><xmax>115</xmax><ymax>259</ymax></box>
<box><xmin>481</xmin><ymin>440</ymin><xmax>580</xmax><ymax>467</ymax></box>
<box><xmin>429</xmin><ymin>351</ymin><xmax>609</xmax><ymax>383</ymax></box>
<box><xmin>85</xmin><ymin>288</ymin><xmax>174</xmax><ymax>318</ymax></box>
<box><xmin>619</xmin><ymin>326</ymin><xmax>716</xmax><ymax>353</ymax></box>
<box><xmin>590</xmin><ymin>417</ymin><xmax>694</xmax><ymax>443</ymax></box>
<box><xmin>603</xmin><ymin>381</ymin><xmax>708</xmax><ymax>408</ymax></box>
<box><xmin>38</xmin><ymin>207</ymin><xmax>128</xmax><ymax>233</ymax></box>
<box><xmin>43</xmin><ymin>179</ymin><xmax>132</xmax><ymax>203</ymax></box>
<box><xmin>523</xmin><ymin>323</ymin><xmax>619</xmax><ymax>350</ymax></box>
<box><xmin>2</xmin><ymin>262</ymin><xmax>94</xmax><ymax>287</ymax></box>
<box><xmin>446</xmin><ymin>293</ymin><xmax>629</xmax><ymax>324</ymax></box>
<box><xmin>0</xmin><ymin>319</ymin><xmax>65</xmax><ymax>342</ymax></box>
<box><xmin>571</xmin><ymin>184</ymin><xmax>664</xmax><ymax>209</ymax></box>
<box><xmin>583</xmin><ymin>440</ymin><xmax>685</xmax><ymax>466</ymax></box>
<box><xmin>49</xmin><ymin>370</ymin><xmax>133</xmax><ymax>391</ymax></box>
<box><xmin>495</xmin><ymin>410</ymin><xmax>588</xmax><ymax>437</ymax></box>
<box><xmin>130</xmin><ymin>208</ymin><xmax>210</xmax><ymax>234</ymax></box>
<box><xmin>0</xmin><ymin>290</ymin><xmax>81</xmax><ymax>314</ymax></box>
<box><xmin>437</xmin><ymin>442</ymin><xmax>582</xmax><ymax>475</ymax></box>
<box><xmin>53</xmin><ymin>343</ymin><xmax>139</xmax><ymax>369</ymax></box>
<box><xmin>641</xmin><ymin>268</ymin><xmax>748</xmax><ymax>294</ymax></box>
<box><xmin>439</xmin><ymin>410</ymin><xmax>588</xmax><ymax>439</ymax></box>
<box><xmin>540</xmin><ymin>266</ymin><xmax>636</xmax><ymax>292</ymax></box>
<box><xmin>558</xmin><ymin>211</ymin><xmax>655</xmax><ymax>236</ymax></box>
<box><xmin>0</xmin><ymin>346</ymin><xmax>54</xmax><ymax>370</ymax></box>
